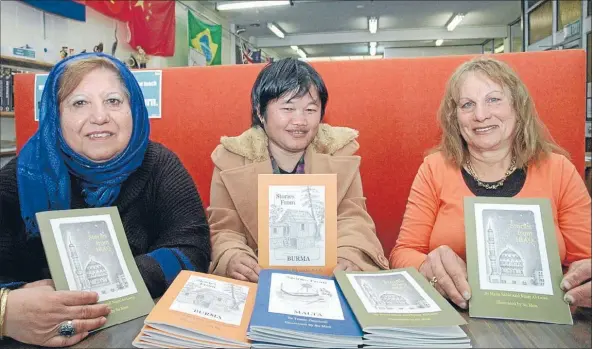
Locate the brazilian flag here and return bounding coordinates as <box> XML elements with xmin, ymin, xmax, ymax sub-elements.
<box><xmin>188</xmin><ymin>10</ymin><xmax>222</xmax><ymax>66</ymax></box>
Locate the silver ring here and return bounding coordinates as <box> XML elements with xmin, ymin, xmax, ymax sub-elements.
<box><xmin>58</xmin><ymin>320</ymin><xmax>76</xmax><ymax>337</ymax></box>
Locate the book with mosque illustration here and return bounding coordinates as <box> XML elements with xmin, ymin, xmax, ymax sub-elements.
<box><xmin>258</xmin><ymin>174</ymin><xmax>338</xmax><ymax>276</ymax></box>
<box><xmin>36</xmin><ymin>207</ymin><xmax>154</xmax><ymax>330</ymax></box>
<box><xmin>334</xmin><ymin>268</ymin><xmax>470</xmax><ymax>348</ymax></box>
<box><xmin>464</xmin><ymin>197</ymin><xmax>573</xmax><ymax>325</ymax></box>
<box><xmin>133</xmin><ymin>270</ymin><xmax>257</xmax><ymax>348</ymax></box>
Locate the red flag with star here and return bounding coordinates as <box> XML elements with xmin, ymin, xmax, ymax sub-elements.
<box><xmin>80</xmin><ymin>0</ymin><xmax>131</xmax><ymax>22</ymax></box>
<box><xmin>127</xmin><ymin>0</ymin><xmax>175</xmax><ymax>56</ymax></box>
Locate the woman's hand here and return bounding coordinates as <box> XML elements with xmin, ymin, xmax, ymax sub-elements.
<box><xmin>334</xmin><ymin>258</ymin><xmax>362</xmax><ymax>272</ymax></box>
<box><xmin>419</xmin><ymin>245</ymin><xmax>471</xmax><ymax>309</ymax></box>
<box><xmin>227</xmin><ymin>253</ymin><xmax>261</xmax><ymax>283</ymax></box>
<box><xmin>3</xmin><ymin>285</ymin><xmax>110</xmax><ymax>347</ymax></box>
<box><xmin>561</xmin><ymin>259</ymin><xmax>592</xmax><ymax>308</ymax></box>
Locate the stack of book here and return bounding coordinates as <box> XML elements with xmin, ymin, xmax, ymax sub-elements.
<box><xmin>335</xmin><ymin>268</ymin><xmax>471</xmax><ymax>348</ymax></box>
<box><xmin>247</xmin><ymin>269</ymin><xmax>363</xmax><ymax>348</ymax></box>
<box><xmin>133</xmin><ymin>271</ymin><xmax>257</xmax><ymax>348</ymax></box>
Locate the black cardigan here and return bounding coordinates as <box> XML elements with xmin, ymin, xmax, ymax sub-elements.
<box><xmin>0</xmin><ymin>141</ymin><xmax>211</xmax><ymax>297</ymax></box>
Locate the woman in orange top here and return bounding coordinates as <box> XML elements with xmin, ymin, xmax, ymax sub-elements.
<box><xmin>389</xmin><ymin>57</ymin><xmax>591</xmax><ymax>310</ymax></box>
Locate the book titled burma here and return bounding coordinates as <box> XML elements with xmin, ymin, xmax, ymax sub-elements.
<box><xmin>334</xmin><ymin>268</ymin><xmax>470</xmax><ymax>348</ymax></box>
<box><xmin>257</xmin><ymin>174</ymin><xmax>338</xmax><ymax>276</ymax></box>
<box><xmin>464</xmin><ymin>197</ymin><xmax>573</xmax><ymax>325</ymax></box>
<box><xmin>133</xmin><ymin>271</ymin><xmax>257</xmax><ymax>348</ymax></box>
<box><xmin>247</xmin><ymin>269</ymin><xmax>363</xmax><ymax>348</ymax></box>
<box><xmin>36</xmin><ymin>207</ymin><xmax>154</xmax><ymax>330</ymax></box>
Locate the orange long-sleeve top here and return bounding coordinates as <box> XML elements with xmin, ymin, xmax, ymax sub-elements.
<box><xmin>389</xmin><ymin>151</ymin><xmax>592</xmax><ymax>270</ymax></box>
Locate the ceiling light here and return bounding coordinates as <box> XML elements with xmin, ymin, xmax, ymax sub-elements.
<box><xmin>369</xmin><ymin>41</ymin><xmax>377</xmax><ymax>47</ymax></box>
<box><xmin>296</xmin><ymin>48</ymin><xmax>307</xmax><ymax>59</ymax></box>
<box><xmin>494</xmin><ymin>45</ymin><xmax>504</xmax><ymax>53</ymax></box>
<box><xmin>290</xmin><ymin>45</ymin><xmax>299</xmax><ymax>51</ymax></box>
<box><xmin>435</xmin><ymin>39</ymin><xmax>444</xmax><ymax>46</ymax></box>
<box><xmin>267</xmin><ymin>23</ymin><xmax>285</xmax><ymax>38</ymax></box>
<box><xmin>216</xmin><ymin>1</ymin><xmax>290</xmax><ymax>11</ymax></box>
<box><xmin>370</xmin><ymin>45</ymin><xmax>377</xmax><ymax>56</ymax></box>
<box><xmin>368</xmin><ymin>16</ymin><xmax>378</xmax><ymax>34</ymax></box>
<box><xmin>446</xmin><ymin>13</ymin><xmax>464</xmax><ymax>31</ymax></box>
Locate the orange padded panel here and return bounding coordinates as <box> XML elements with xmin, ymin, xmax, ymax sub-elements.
<box><xmin>13</xmin><ymin>50</ymin><xmax>586</xmax><ymax>256</ymax></box>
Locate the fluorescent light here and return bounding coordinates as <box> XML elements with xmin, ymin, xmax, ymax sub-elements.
<box><xmin>368</xmin><ymin>16</ymin><xmax>378</xmax><ymax>34</ymax></box>
<box><xmin>369</xmin><ymin>41</ymin><xmax>377</xmax><ymax>47</ymax></box>
<box><xmin>494</xmin><ymin>45</ymin><xmax>504</xmax><ymax>53</ymax></box>
<box><xmin>290</xmin><ymin>45</ymin><xmax>299</xmax><ymax>51</ymax></box>
<box><xmin>267</xmin><ymin>23</ymin><xmax>285</xmax><ymax>39</ymax></box>
<box><xmin>370</xmin><ymin>45</ymin><xmax>377</xmax><ymax>56</ymax></box>
<box><xmin>296</xmin><ymin>48</ymin><xmax>307</xmax><ymax>59</ymax></box>
<box><xmin>435</xmin><ymin>39</ymin><xmax>444</xmax><ymax>46</ymax></box>
<box><xmin>446</xmin><ymin>13</ymin><xmax>464</xmax><ymax>31</ymax></box>
<box><xmin>216</xmin><ymin>1</ymin><xmax>290</xmax><ymax>11</ymax></box>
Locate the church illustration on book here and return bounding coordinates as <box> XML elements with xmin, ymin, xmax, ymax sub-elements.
<box><xmin>270</xmin><ymin>209</ymin><xmax>319</xmax><ymax>250</ymax></box>
<box><xmin>485</xmin><ymin>218</ymin><xmax>545</xmax><ymax>286</ymax></box>
<box><xmin>176</xmin><ymin>280</ymin><xmax>247</xmax><ymax>314</ymax></box>
<box><xmin>67</xmin><ymin>234</ymin><xmax>129</xmax><ymax>294</ymax></box>
<box><xmin>358</xmin><ymin>279</ymin><xmax>431</xmax><ymax>311</ymax></box>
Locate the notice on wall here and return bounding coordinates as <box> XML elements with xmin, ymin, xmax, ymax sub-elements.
<box><xmin>34</xmin><ymin>69</ymin><xmax>162</xmax><ymax>121</ymax></box>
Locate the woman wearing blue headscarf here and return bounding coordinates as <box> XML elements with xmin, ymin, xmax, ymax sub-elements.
<box><xmin>0</xmin><ymin>53</ymin><xmax>210</xmax><ymax>347</ymax></box>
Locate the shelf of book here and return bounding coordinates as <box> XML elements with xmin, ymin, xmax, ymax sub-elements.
<box><xmin>0</xmin><ymin>55</ymin><xmax>54</xmax><ymax>70</ymax></box>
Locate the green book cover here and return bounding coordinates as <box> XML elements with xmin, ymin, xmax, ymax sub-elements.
<box><xmin>464</xmin><ymin>197</ymin><xmax>572</xmax><ymax>325</ymax></box>
<box><xmin>334</xmin><ymin>268</ymin><xmax>467</xmax><ymax>330</ymax></box>
<box><xmin>36</xmin><ymin>207</ymin><xmax>154</xmax><ymax>330</ymax></box>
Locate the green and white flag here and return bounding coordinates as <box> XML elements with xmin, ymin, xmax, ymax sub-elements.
<box><xmin>188</xmin><ymin>10</ymin><xmax>222</xmax><ymax>66</ymax></box>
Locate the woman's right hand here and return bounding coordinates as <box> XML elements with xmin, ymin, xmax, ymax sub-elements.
<box><xmin>227</xmin><ymin>253</ymin><xmax>261</xmax><ymax>283</ymax></box>
<box><xmin>3</xmin><ymin>285</ymin><xmax>111</xmax><ymax>347</ymax></box>
<box><xmin>419</xmin><ymin>245</ymin><xmax>472</xmax><ymax>309</ymax></box>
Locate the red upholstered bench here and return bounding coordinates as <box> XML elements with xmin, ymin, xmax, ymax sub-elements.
<box><xmin>14</xmin><ymin>50</ymin><xmax>586</xmax><ymax>256</ymax></box>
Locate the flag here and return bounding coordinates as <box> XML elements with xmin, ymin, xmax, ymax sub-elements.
<box><xmin>240</xmin><ymin>42</ymin><xmax>262</xmax><ymax>64</ymax></box>
<box><xmin>188</xmin><ymin>10</ymin><xmax>222</xmax><ymax>66</ymax></box>
<box><xmin>128</xmin><ymin>0</ymin><xmax>176</xmax><ymax>57</ymax></box>
<box><xmin>21</xmin><ymin>0</ymin><xmax>86</xmax><ymax>21</ymax></box>
<box><xmin>82</xmin><ymin>0</ymin><xmax>130</xmax><ymax>22</ymax></box>
<box><xmin>80</xmin><ymin>0</ymin><xmax>175</xmax><ymax>57</ymax></box>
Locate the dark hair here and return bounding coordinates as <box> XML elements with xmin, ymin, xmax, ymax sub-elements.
<box><xmin>251</xmin><ymin>58</ymin><xmax>329</xmax><ymax>127</ymax></box>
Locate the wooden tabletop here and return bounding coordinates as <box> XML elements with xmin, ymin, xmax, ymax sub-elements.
<box><xmin>2</xmin><ymin>308</ymin><xmax>590</xmax><ymax>348</ymax></box>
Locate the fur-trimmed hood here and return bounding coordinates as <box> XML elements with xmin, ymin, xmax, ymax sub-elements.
<box><xmin>219</xmin><ymin>123</ymin><xmax>359</xmax><ymax>162</ymax></box>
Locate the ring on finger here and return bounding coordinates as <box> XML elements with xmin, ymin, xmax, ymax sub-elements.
<box><xmin>429</xmin><ymin>276</ymin><xmax>438</xmax><ymax>287</ymax></box>
<box><xmin>58</xmin><ymin>320</ymin><xmax>76</xmax><ymax>337</ymax></box>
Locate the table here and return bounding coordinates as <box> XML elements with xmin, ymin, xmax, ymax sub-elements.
<box><xmin>2</xmin><ymin>308</ymin><xmax>591</xmax><ymax>348</ymax></box>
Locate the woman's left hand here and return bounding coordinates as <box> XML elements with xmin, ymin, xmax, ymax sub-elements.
<box><xmin>561</xmin><ymin>259</ymin><xmax>592</xmax><ymax>308</ymax></box>
<box><xmin>334</xmin><ymin>258</ymin><xmax>361</xmax><ymax>272</ymax></box>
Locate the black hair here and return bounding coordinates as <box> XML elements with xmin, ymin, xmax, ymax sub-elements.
<box><xmin>251</xmin><ymin>57</ymin><xmax>329</xmax><ymax>127</ymax></box>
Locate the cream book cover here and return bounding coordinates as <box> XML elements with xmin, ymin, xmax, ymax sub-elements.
<box><xmin>258</xmin><ymin>174</ymin><xmax>338</xmax><ymax>276</ymax></box>
<box><xmin>133</xmin><ymin>271</ymin><xmax>257</xmax><ymax>348</ymax></box>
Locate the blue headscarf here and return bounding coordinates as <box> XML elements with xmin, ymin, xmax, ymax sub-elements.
<box><xmin>17</xmin><ymin>52</ymin><xmax>150</xmax><ymax>237</ymax></box>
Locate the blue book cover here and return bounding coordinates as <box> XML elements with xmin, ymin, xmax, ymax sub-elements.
<box><xmin>248</xmin><ymin>270</ymin><xmax>363</xmax><ymax>339</ymax></box>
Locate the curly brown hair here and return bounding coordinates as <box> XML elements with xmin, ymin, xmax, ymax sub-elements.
<box><xmin>433</xmin><ymin>56</ymin><xmax>567</xmax><ymax>168</ymax></box>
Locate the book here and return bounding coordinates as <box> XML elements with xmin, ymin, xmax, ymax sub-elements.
<box><xmin>247</xmin><ymin>269</ymin><xmax>363</xmax><ymax>348</ymax></box>
<box><xmin>133</xmin><ymin>270</ymin><xmax>257</xmax><ymax>348</ymax></box>
<box><xmin>464</xmin><ymin>197</ymin><xmax>573</xmax><ymax>325</ymax></box>
<box><xmin>334</xmin><ymin>268</ymin><xmax>470</xmax><ymax>348</ymax></box>
<box><xmin>257</xmin><ymin>174</ymin><xmax>338</xmax><ymax>276</ymax></box>
<box><xmin>35</xmin><ymin>207</ymin><xmax>154</xmax><ymax>330</ymax></box>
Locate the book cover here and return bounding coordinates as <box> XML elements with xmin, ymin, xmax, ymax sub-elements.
<box><xmin>248</xmin><ymin>269</ymin><xmax>363</xmax><ymax>341</ymax></box>
<box><xmin>35</xmin><ymin>207</ymin><xmax>154</xmax><ymax>330</ymax></box>
<box><xmin>334</xmin><ymin>268</ymin><xmax>467</xmax><ymax>330</ymax></box>
<box><xmin>257</xmin><ymin>174</ymin><xmax>338</xmax><ymax>276</ymax></box>
<box><xmin>464</xmin><ymin>197</ymin><xmax>573</xmax><ymax>325</ymax></box>
<box><xmin>141</xmin><ymin>270</ymin><xmax>257</xmax><ymax>347</ymax></box>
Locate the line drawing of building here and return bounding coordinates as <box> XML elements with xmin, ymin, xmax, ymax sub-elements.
<box><xmin>485</xmin><ymin>218</ymin><xmax>545</xmax><ymax>286</ymax></box>
<box><xmin>358</xmin><ymin>279</ymin><xmax>429</xmax><ymax>310</ymax></box>
<box><xmin>270</xmin><ymin>209</ymin><xmax>318</xmax><ymax>250</ymax></box>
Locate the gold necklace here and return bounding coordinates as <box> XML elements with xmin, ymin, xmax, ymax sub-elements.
<box><xmin>465</xmin><ymin>156</ymin><xmax>517</xmax><ymax>190</ymax></box>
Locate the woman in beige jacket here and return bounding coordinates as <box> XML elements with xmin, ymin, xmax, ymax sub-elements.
<box><xmin>208</xmin><ymin>58</ymin><xmax>388</xmax><ymax>282</ymax></box>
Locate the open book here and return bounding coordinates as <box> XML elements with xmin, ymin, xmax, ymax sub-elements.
<box><xmin>133</xmin><ymin>271</ymin><xmax>257</xmax><ymax>348</ymax></box>
<box><xmin>334</xmin><ymin>268</ymin><xmax>471</xmax><ymax>348</ymax></box>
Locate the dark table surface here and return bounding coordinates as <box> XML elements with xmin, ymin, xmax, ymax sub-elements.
<box><xmin>2</xmin><ymin>308</ymin><xmax>591</xmax><ymax>348</ymax></box>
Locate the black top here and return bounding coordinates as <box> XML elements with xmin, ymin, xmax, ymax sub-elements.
<box><xmin>461</xmin><ymin>167</ymin><xmax>527</xmax><ymax>197</ymax></box>
<box><xmin>0</xmin><ymin>142</ymin><xmax>211</xmax><ymax>297</ymax></box>
<box><xmin>278</xmin><ymin>165</ymin><xmax>299</xmax><ymax>174</ymax></box>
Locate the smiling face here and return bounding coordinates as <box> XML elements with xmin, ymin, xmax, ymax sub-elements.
<box><xmin>456</xmin><ymin>71</ymin><xmax>517</xmax><ymax>153</ymax></box>
<box><xmin>262</xmin><ymin>86</ymin><xmax>322</xmax><ymax>153</ymax></box>
<box><xmin>59</xmin><ymin>68</ymin><xmax>132</xmax><ymax>162</ymax></box>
